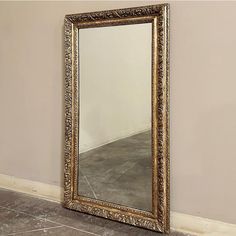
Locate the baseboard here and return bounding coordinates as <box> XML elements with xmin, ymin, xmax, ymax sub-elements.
<box><xmin>0</xmin><ymin>174</ymin><xmax>63</xmax><ymax>203</ymax></box>
<box><xmin>171</xmin><ymin>212</ymin><xmax>236</xmax><ymax>236</ymax></box>
<box><xmin>80</xmin><ymin>127</ymin><xmax>151</xmax><ymax>154</ymax></box>
<box><xmin>0</xmin><ymin>174</ymin><xmax>235</xmax><ymax>236</ymax></box>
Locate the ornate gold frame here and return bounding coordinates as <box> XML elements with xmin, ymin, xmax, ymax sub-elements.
<box><xmin>64</xmin><ymin>4</ymin><xmax>169</xmax><ymax>233</ymax></box>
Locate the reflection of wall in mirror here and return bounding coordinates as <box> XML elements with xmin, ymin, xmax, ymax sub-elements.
<box><xmin>79</xmin><ymin>24</ymin><xmax>152</xmax><ymax>153</ymax></box>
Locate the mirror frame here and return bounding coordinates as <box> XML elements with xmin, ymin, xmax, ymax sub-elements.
<box><xmin>64</xmin><ymin>4</ymin><xmax>170</xmax><ymax>233</ymax></box>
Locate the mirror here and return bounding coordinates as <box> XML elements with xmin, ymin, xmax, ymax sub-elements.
<box><xmin>64</xmin><ymin>4</ymin><xmax>169</xmax><ymax>233</ymax></box>
<box><xmin>78</xmin><ymin>23</ymin><xmax>152</xmax><ymax>211</ymax></box>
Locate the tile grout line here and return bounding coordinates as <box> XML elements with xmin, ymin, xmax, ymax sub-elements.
<box><xmin>42</xmin><ymin>221</ymin><xmax>101</xmax><ymax>236</ymax></box>
<box><xmin>49</xmin><ymin>224</ymin><xmax>101</xmax><ymax>236</ymax></box>
<box><xmin>83</xmin><ymin>175</ymin><xmax>98</xmax><ymax>199</ymax></box>
<box><xmin>7</xmin><ymin>225</ymin><xmax>64</xmax><ymax>236</ymax></box>
<box><xmin>0</xmin><ymin>205</ymin><xmax>101</xmax><ymax>236</ymax></box>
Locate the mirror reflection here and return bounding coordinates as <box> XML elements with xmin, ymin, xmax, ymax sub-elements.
<box><xmin>78</xmin><ymin>23</ymin><xmax>152</xmax><ymax>211</ymax></box>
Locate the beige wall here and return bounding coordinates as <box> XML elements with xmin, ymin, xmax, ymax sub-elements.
<box><xmin>0</xmin><ymin>1</ymin><xmax>236</xmax><ymax>225</ymax></box>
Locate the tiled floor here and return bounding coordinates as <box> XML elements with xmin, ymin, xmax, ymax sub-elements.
<box><xmin>79</xmin><ymin>131</ymin><xmax>152</xmax><ymax>211</ymax></box>
<box><xmin>0</xmin><ymin>188</ymin><xmax>191</xmax><ymax>236</ymax></box>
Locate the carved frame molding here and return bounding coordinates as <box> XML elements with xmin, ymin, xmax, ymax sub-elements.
<box><xmin>64</xmin><ymin>4</ymin><xmax>170</xmax><ymax>233</ymax></box>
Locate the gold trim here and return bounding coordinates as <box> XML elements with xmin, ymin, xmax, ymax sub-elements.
<box><xmin>64</xmin><ymin>4</ymin><xmax>170</xmax><ymax>233</ymax></box>
<box><xmin>77</xmin><ymin>16</ymin><xmax>154</xmax><ymax>29</ymax></box>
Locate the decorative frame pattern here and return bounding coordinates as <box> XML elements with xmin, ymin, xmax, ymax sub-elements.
<box><xmin>64</xmin><ymin>4</ymin><xmax>169</xmax><ymax>233</ymax></box>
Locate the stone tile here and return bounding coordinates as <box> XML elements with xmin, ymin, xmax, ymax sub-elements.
<box><xmin>0</xmin><ymin>191</ymin><xmax>173</xmax><ymax>236</ymax></box>
<box><xmin>96</xmin><ymin>220</ymin><xmax>163</xmax><ymax>236</ymax></box>
<box><xmin>0</xmin><ymin>189</ymin><xmax>192</xmax><ymax>236</ymax></box>
<box><xmin>0</xmin><ymin>188</ymin><xmax>60</xmax><ymax>218</ymax></box>
<box><xmin>46</xmin><ymin>210</ymin><xmax>191</xmax><ymax>236</ymax></box>
<box><xmin>46</xmin><ymin>209</ymin><xmax>115</xmax><ymax>235</ymax></box>
<box><xmin>78</xmin><ymin>175</ymin><xmax>95</xmax><ymax>199</ymax></box>
<box><xmin>0</xmin><ymin>190</ymin><xmax>112</xmax><ymax>236</ymax></box>
<box><xmin>0</xmin><ymin>190</ymin><xmax>109</xmax><ymax>235</ymax></box>
<box><xmin>92</xmin><ymin>219</ymin><xmax>189</xmax><ymax>236</ymax></box>
<box><xmin>78</xmin><ymin>131</ymin><xmax>152</xmax><ymax>211</ymax></box>
<box><xmin>0</xmin><ymin>207</ymin><xmax>58</xmax><ymax>235</ymax></box>
<box><xmin>8</xmin><ymin>226</ymin><xmax>96</xmax><ymax>236</ymax></box>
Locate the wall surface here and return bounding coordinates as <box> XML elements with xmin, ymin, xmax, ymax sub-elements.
<box><xmin>79</xmin><ymin>24</ymin><xmax>151</xmax><ymax>153</ymax></box>
<box><xmin>0</xmin><ymin>1</ymin><xmax>236</xmax><ymax>225</ymax></box>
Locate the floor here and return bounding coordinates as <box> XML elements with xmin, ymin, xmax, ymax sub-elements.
<box><xmin>0</xmin><ymin>188</ymin><xmax>192</xmax><ymax>236</ymax></box>
<box><xmin>79</xmin><ymin>131</ymin><xmax>152</xmax><ymax>211</ymax></box>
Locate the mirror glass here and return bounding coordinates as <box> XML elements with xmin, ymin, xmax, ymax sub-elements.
<box><xmin>78</xmin><ymin>23</ymin><xmax>152</xmax><ymax>212</ymax></box>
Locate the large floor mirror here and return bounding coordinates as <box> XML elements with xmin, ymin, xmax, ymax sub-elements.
<box><xmin>64</xmin><ymin>4</ymin><xmax>169</xmax><ymax>233</ymax></box>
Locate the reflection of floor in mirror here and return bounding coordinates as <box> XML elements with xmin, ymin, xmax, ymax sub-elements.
<box><xmin>78</xmin><ymin>130</ymin><xmax>152</xmax><ymax>212</ymax></box>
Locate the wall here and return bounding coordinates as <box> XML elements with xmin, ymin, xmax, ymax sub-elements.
<box><xmin>170</xmin><ymin>1</ymin><xmax>236</xmax><ymax>226</ymax></box>
<box><xmin>0</xmin><ymin>1</ymin><xmax>236</xmax><ymax>225</ymax></box>
<box><xmin>79</xmin><ymin>24</ymin><xmax>151</xmax><ymax>153</ymax></box>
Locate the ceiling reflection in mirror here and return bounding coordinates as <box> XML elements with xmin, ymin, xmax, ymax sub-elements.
<box><xmin>78</xmin><ymin>23</ymin><xmax>152</xmax><ymax>212</ymax></box>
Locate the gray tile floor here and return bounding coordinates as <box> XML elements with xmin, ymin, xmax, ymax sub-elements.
<box><xmin>0</xmin><ymin>188</ymin><xmax>192</xmax><ymax>236</ymax></box>
<box><xmin>79</xmin><ymin>131</ymin><xmax>152</xmax><ymax>211</ymax></box>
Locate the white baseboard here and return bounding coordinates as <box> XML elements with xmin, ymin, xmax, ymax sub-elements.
<box><xmin>0</xmin><ymin>174</ymin><xmax>63</xmax><ymax>203</ymax></box>
<box><xmin>0</xmin><ymin>174</ymin><xmax>235</xmax><ymax>236</ymax></box>
<box><xmin>171</xmin><ymin>212</ymin><xmax>236</xmax><ymax>236</ymax></box>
